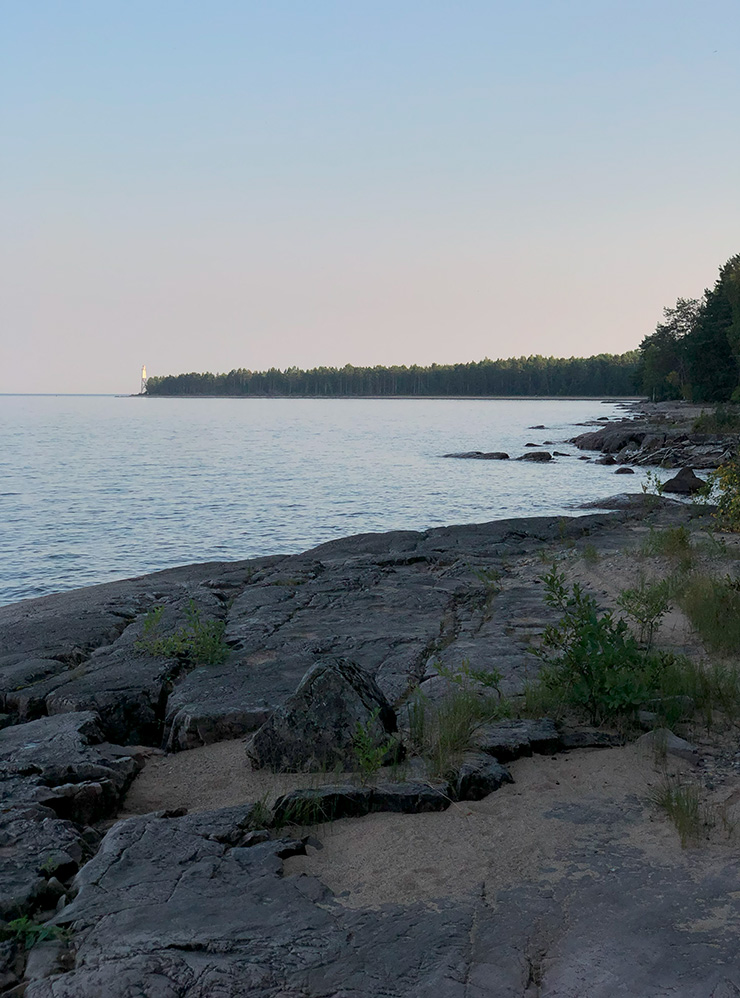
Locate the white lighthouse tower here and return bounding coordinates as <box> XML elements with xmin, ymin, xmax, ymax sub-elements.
<box><xmin>140</xmin><ymin>365</ymin><xmax>148</xmax><ymax>395</ymax></box>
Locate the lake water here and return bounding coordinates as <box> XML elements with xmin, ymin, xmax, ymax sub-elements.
<box><xmin>0</xmin><ymin>395</ymin><xmax>647</xmax><ymax>606</ymax></box>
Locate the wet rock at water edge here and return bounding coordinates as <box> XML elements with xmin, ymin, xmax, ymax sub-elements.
<box><xmin>662</xmin><ymin>467</ymin><xmax>705</xmax><ymax>494</ymax></box>
<box><xmin>615</xmin><ymin>467</ymin><xmax>635</xmax><ymax>474</ymax></box>
<box><xmin>442</xmin><ymin>451</ymin><xmax>510</xmax><ymax>460</ymax></box>
<box><xmin>245</xmin><ymin>657</ymin><xmax>399</xmax><ymax>773</ymax></box>
<box><xmin>516</xmin><ymin>451</ymin><xmax>553</xmax><ymax>462</ymax></box>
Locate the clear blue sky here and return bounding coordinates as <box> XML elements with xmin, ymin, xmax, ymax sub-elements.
<box><xmin>2</xmin><ymin>1</ymin><xmax>739</xmax><ymax>392</ymax></box>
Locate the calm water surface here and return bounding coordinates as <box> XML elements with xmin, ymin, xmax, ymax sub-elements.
<box><xmin>0</xmin><ymin>396</ymin><xmax>646</xmax><ymax>605</ymax></box>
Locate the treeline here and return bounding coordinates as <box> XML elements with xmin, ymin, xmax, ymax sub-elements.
<box><xmin>639</xmin><ymin>254</ymin><xmax>740</xmax><ymax>402</ymax></box>
<box><xmin>145</xmin><ymin>352</ymin><xmax>640</xmax><ymax>398</ymax></box>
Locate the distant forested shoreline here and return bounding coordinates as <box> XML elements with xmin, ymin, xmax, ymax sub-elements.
<box><xmin>145</xmin><ymin>253</ymin><xmax>740</xmax><ymax>402</ymax></box>
<box><xmin>144</xmin><ymin>352</ymin><xmax>640</xmax><ymax>398</ymax></box>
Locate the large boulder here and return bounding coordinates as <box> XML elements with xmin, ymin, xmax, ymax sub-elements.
<box><xmin>246</xmin><ymin>658</ymin><xmax>398</xmax><ymax>772</ymax></box>
<box><xmin>662</xmin><ymin>467</ymin><xmax>705</xmax><ymax>494</ymax></box>
<box><xmin>516</xmin><ymin>451</ymin><xmax>552</xmax><ymax>462</ymax></box>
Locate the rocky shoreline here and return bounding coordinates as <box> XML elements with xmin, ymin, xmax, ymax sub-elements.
<box><xmin>571</xmin><ymin>400</ymin><xmax>739</xmax><ymax>470</ymax></box>
<box><xmin>2</xmin><ymin>500</ymin><xmax>740</xmax><ymax>995</ymax></box>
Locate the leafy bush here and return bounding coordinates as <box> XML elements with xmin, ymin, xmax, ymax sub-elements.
<box><xmin>531</xmin><ymin>568</ymin><xmax>666</xmax><ymax>724</ymax></box>
<box><xmin>692</xmin><ymin>405</ymin><xmax>740</xmax><ymax>434</ymax></box>
<box><xmin>704</xmin><ymin>457</ymin><xmax>740</xmax><ymax>532</ymax></box>
<box><xmin>617</xmin><ymin>576</ymin><xmax>673</xmax><ymax>648</ymax></box>
<box><xmin>136</xmin><ymin>600</ymin><xmax>228</xmax><ymax>665</ymax></box>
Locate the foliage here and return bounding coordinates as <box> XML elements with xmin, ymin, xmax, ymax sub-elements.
<box><xmin>638</xmin><ymin>254</ymin><xmax>740</xmax><ymax>402</ymax></box>
<box><xmin>640</xmin><ymin>470</ymin><xmax>666</xmax><ymax>498</ymax></box>
<box><xmin>692</xmin><ymin>405</ymin><xmax>740</xmax><ymax>434</ymax></box>
<box><xmin>136</xmin><ymin>601</ymin><xmax>228</xmax><ymax>665</ymax></box>
<box><xmin>655</xmin><ymin>654</ymin><xmax>740</xmax><ymax>726</ymax></box>
<box><xmin>678</xmin><ymin>572</ymin><xmax>740</xmax><ymax>655</ymax></box>
<box><xmin>703</xmin><ymin>457</ymin><xmax>740</xmax><ymax>532</ymax></box>
<box><xmin>1</xmin><ymin>917</ymin><xmax>69</xmax><ymax>950</ymax></box>
<box><xmin>531</xmin><ymin>567</ymin><xmax>665</xmax><ymax>724</ymax></box>
<box><xmin>639</xmin><ymin>525</ymin><xmax>694</xmax><ymax>572</ymax></box>
<box><xmin>616</xmin><ymin>576</ymin><xmax>673</xmax><ymax>648</ymax></box>
<box><xmin>650</xmin><ymin>776</ymin><xmax>708</xmax><ymax>847</ymax></box>
<box><xmin>352</xmin><ymin>709</ymin><xmax>395</xmax><ymax>784</ymax></box>
<box><xmin>144</xmin><ymin>352</ymin><xmax>641</xmax><ymax>399</ymax></box>
<box><xmin>407</xmin><ymin>661</ymin><xmax>510</xmax><ymax>775</ymax></box>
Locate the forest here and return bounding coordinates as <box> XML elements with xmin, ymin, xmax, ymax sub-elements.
<box><xmin>638</xmin><ymin>254</ymin><xmax>740</xmax><ymax>402</ymax></box>
<box><xmin>144</xmin><ymin>352</ymin><xmax>639</xmax><ymax>398</ymax></box>
<box><xmin>144</xmin><ymin>253</ymin><xmax>739</xmax><ymax>401</ymax></box>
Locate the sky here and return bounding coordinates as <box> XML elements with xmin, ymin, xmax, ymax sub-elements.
<box><xmin>2</xmin><ymin>1</ymin><xmax>739</xmax><ymax>394</ymax></box>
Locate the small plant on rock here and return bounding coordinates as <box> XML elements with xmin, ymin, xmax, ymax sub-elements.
<box><xmin>1</xmin><ymin>917</ymin><xmax>69</xmax><ymax>950</ymax></box>
<box><xmin>136</xmin><ymin>600</ymin><xmax>228</xmax><ymax>665</ymax></box>
<box><xmin>353</xmin><ymin>709</ymin><xmax>395</xmax><ymax>785</ymax></box>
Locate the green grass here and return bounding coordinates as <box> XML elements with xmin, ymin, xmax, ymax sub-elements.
<box><xmin>136</xmin><ymin>600</ymin><xmax>229</xmax><ymax>665</ymax></box>
<box><xmin>650</xmin><ymin>776</ymin><xmax>708</xmax><ymax>847</ymax></box>
<box><xmin>407</xmin><ymin>662</ymin><xmax>511</xmax><ymax>776</ymax></box>
<box><xmin>678</xmin><ymin>573</ymin><xmax>740</xmax><ymax>656</ymax></box>
<box><xmin>639</xmin><ymin>526</ymin><xmax>694</xmax><ymax>572</ymax></box>
<box><xmin>692</xmin><ymin>405</ymin><xmax>740</xmax><ymax>434</ymax></box>
<box><xmin>582</xmin><ymin>543</ymin><xmax>599</xmax><ymax>566</ymax></box>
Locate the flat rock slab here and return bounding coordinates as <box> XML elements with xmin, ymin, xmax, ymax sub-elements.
<box><xmin>471</xmin><ymin>718</ymin><xmax>560</xmax><ymax>761</ymax></box>
<box><xmin>273</xmin><ymin>779</ymin><xmax>454</xmax><ymax>825</ymax></box>
<box><xmin>24</xmin><ymin>799</ymin><xmax>740</xmax><ymax>997</ymax></box>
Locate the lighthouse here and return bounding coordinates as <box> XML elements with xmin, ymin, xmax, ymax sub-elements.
<box><xmin>140</xmin><ymin>365</ymin><xmax>148</xmax><ymax>395</ymax></box>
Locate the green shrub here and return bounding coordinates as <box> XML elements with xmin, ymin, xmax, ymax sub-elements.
<box><xmin>136</xmin><ymin>600</ymin><xmax>228</xmax><ymax>665</ymax></box>
<box><xmin>352</xmin><ymin>709</ymin><xmax>395</xmax><ymax>785</ymax></box>
<box><xmin>531</xmin><ymin>567</ymin><xmax>658</xmax><ymax>723</ymax></box>
<box><xmin>704</xmin><ymin>457</ymin><xmax>740</xmax><ymax>532</ymax></box>
<box><xmin>692</xmin><ymin>405</ymin><xmax>740</xmax><ymax>434</ymax></box>
<box><xmin>617</xmin><ymin>576</ymin><xmax>673</xmax><ymax>648</ymax></box>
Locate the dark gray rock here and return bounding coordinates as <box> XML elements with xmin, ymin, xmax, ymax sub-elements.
<box><xmin>516</xmin><ymin>451</ymin><xmax>552</xmax><ymax>462</ymax></box>
<box><xmin>663</xmin><ymin>467</ymin><xmax>706</xmax><ymax>494</ymax></box>
<box><xmin>246</xmin><ymin>658</ymin><xmax>398</xmax><ymax>772</ymax></box>
<box><xmin>273</xmin><ymin>779</ymin><xmax>453</xmax><ymax>825</ymax></box>
<box><xmin>471</xmin><ymin>718</ymin><xmax>560</xmax><ymax>760</ymax></box>
<box><xmin>451</xmin><ymin>752</ymin><xmax>513</xmax><ymax>801</ymax></box>
<box><xmin>26</xmin><ymin>806</ymin><xmax>478</xmax><ymax>998</ymax></box>
<box><xmin>559</xmin><ymin>728</ymin><xmax>625</xmax><ymax>749</ymax></box>
<box><xmin>0</xmin><ymin>659</ymin><xmax>70</xmax><ymax>722</ymax></box>
<box><xmin>615</xmin><ymin>466</ymin><xmax>635</xmax><ymax>474</ymax></box>
<box><xmin>0</xmin><ymin>713</ymin><xmax>142</xmax><ymax>919</ymax></box>
<box><xmin>442</xmin><ymin>451</ymin><xmax>510</xmax><ymax>459</ymax></box>
<box><xmin>636</xmin><ymin>728</ymin><xmax>698</xmax><ymax>763</ymax></box>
